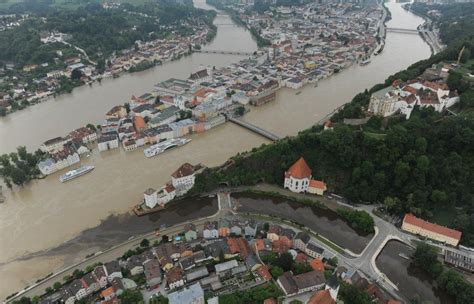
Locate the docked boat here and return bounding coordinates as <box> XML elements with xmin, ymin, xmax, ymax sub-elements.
<box><xmin>360</xmin><ymin>59</ymin><xmax>371</xmax><ymax>66</ymax></box>
<box><xmin>59</xmin><ymin>165</ymin><xmax>95</xmax><ymax>183</ymax></box>
<box><xmin>144</xmin><ymin>138</ymin><xmax>191</xmax><ymax>158</ymax></box>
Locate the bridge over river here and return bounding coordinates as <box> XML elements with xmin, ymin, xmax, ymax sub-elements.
<box><xmin>228</xmin><ymin>117</ymin><xmax>281</xmax><ymax>141</ymax></box>
<box><xmin>386</xmin><ymin>27</ymin><xmax>421</xmax><ymax>35</ymax></box>
<box><xmin>194</xmin><ymin>49</ymin><xmax>254</xmax><ymax>56</ymax></box>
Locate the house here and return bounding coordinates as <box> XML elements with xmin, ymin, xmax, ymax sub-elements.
<box><xmin>168</xmin><ymin>282</ymin><xmax>205</xmax><ymax>304</ymax></box>
<box><xmin>215</xmin><ymin>259</ymin><xmax>239</xmax><ymax>274</ymax></box>
<box><xmin>227</xmin><ymin>237</ymin><xmax>251</xmax><ymax>259</ymax></box>
<box><xmin>203</xmin><ymin>221</ymin><xmax>219</xmax><ymax>239</ymax></box>
<box><xmin>293</xmin><ymin>232</ymin><xmax>311</xmax><ymax>251</ymax></box>
<box><xmin>156</xmin><ymin>184</ymin><xmax>176</xmax><ymax>206</ymax></box>
<box><xmin>277</xmin><ymin>270</ymin><xmax>326</xmax><ymax>296</ymax></box>
<box><xmin>206</xmin><ymin>239</ymin><xmax>232</xmax><ymax>260</ymax></box>
<box><xmin>69</xmin><ymin>279</ymin><xmax>88</xmax><ymax>300</ymax></box>
<box><xmin>69</xmin><ymin>127</ymin><xmax>97</xmax><ymax>143</ymax></box>
<box><xmin>100</xmin><ymin>287</ymin><xmax>116</xmax><ymax>301</ymax></box>
<box><xmin>325</xmin><ymin>273</ymin><xmax>340</xmax><ymax>301</ymax></box>
<box><xmin>230</xmin><ymin>219</ymin><xmax>243</xmax><ymax>236</ymax></box>
<box><xmin>105</xmin><ymin>105</ymin><xmax>127</xmax><ymax>119</ymax></box>
<box><xmin>310</xmin><ymin>259</ymin><xmax>325</xmax><ymax>273</ymax></box>
<box><xmin>323</xmin><ymin>120</ymin><xmax>333</xmax><ymax>131</ymax></box>
<box><xmin>189</xmin><ymin>68</ymin><xmax>211</xmax><ymax>84</ymax></box>
<box><xmin>280</xmin><ymin>228</ymin><xmax>295</xmax><ymax>248</ymax></box>
<box><xmin>104</xmin><ymin>261</ymin><xmax>123</xmax><ymax>282</ymax></box>
<box><xmin>368</xmin><ymin>86</ymin><xmax>400</xmax><ymax>117</ymax></box>
<box><xmin>59</xmin><ymin>286</ymin><xmax>75</xmax><ymax>304</ymax></box>
<box><xmin>245</xmin><ymin>253</ymin><xmax>262</xmax><ymax>271</ymax></box>
<box><xmin>41</xmin><ymin>136</ymin><xmax>71</xmax><ymax>153</ymax></box>
<box><xmin>144</xmin><ymin>188</ymin><xmax>158</xmax><ymax>209</ymax></box>
<box><xmin>51</xmin><ymin>147</ymin><xmax>80</xmax><ymax>171</ymax></box>
<box><xmin>244</xmin><ymin>220</ymin><xmax>258</xmax><ymax>238</ymax></box>
<box><xmin>144</xmin><ymin>259</ymin><xmax>162</xmax><ymax>290</ymax></box>
<box><xmin>126</xmin><ymin>254</ymin><xmax>146</xmax><ymax>275</ymax></box>
<box><xmin>186</xmin><ymin>267</ymin><xmax>209</xmax><ymax>282</ymax></box>
<box><xmin>93</xmin><ymin>265</ymin><xmax>108</xmax><ymax>288</ymax></box>
<box><xmin>401</xmin><ymin>213</ymin><xmax>462</xmax><ymax>246</ymax></box>
<box><xmin>284</xmin><ymin>157</ymin><xmax>312</xmax><ymax>193</ymax></box>
<box><xmin>38</xmin><ymin>158</ymin><xmax>58</xmax><ymax>175</ymax></box>
<box><xmin>308</xmin><ymin>180</ymin><xmax>327</xmax><ymax>196</ymax></box>
<box><xmin>166</xmin><ymin>266</ymin><xmax>185</xmax><ymax>290</ymax></box>
<box><xmin>82</xmin><ymin>272</ymin><xmax>100</xmax><ymax>294</ymax></box>
<box><xmin>184</xmin><ymin>223</ymin><xmax>198</xmax><ymax>241</ymax></box>
<box><xmin>308</xmin><ymin>289</ymin><xmax>335</xmax><ymax>304</ymax></box>
<box><xmin>306</xmin><ymin>242</ymin><xmax>324</xmax><ymax>259</ymax></box>
<box><xmin>267</xmin><ymin>224</ymin><xmax>282</xmax><ymax>241</ymax></box>
<box><xmin>97</xmin><ymin>134</ymin><xmax>119</xmax><ymax>152</ymax></box>
<box><xmin>171</xmin><ymin>163</ymin><xmax>196</xmax><ymax>196</ymax></box>
<box><xmin>257</xmin><ymin>265</ymin><xmax>272</xmax><ymax>281</ymax></box>
<box><xmin>444</xmin><ymin>248</ymin><xmax>474</xmax><ymax>272</ymax></box>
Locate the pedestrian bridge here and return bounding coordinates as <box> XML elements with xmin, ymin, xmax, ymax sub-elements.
<box><xmin>194</xmin><ymin>49</ymin><xmax>254</xmax><ymax>56</ymax></box>
<box><xmin>386</xmin><ymin>27</ymin><xmax>420</xmax><ymax>35</ymax></box>
<box><xmin>228</xmin><ymin>117</ymin><xmax>280</xmax><ymax>141</ymax></box>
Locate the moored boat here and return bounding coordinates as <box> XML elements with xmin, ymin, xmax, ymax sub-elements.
<box><xmin>59</xmin><ymin>165</ymin><xmax>95</xmax><ymax>183</ymax></box>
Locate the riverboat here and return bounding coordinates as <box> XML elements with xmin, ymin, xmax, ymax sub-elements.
<box><xmin>59</xmin><ymin>165</ymin><xmax>95</xmax><ymax>183</ymax></box>
<box><xmin>144</xmin><ymin>138</ymin><xmax>191</xmax><ymax>158</ymax></box>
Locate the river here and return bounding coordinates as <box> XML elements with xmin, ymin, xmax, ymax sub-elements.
<box><xmin>0</xmin><ymin>0</ymin><xmax>431</xmax><ymax>299</ymax></box>
<box><xmin>376</xmin><ymin>241</ymin><xmax>455</xmax><ymax>303</ymax></box>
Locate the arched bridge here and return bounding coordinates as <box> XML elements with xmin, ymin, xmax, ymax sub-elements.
<box><xmin>228</xmin><ymin>117</ymin><xmax>280</xmax><ymax>141</ymax></box>
<box><xmin>194</xmin><ymin>49</ymin><xmax>254</xmax><ymax>56</ymax></box>
<box><xmin>386</xmin><ymin>27</ymin><xmax>420</xmax><ymax>35</ymax></box>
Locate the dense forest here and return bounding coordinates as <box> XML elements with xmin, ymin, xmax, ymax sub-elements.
<box><xmin>0</xmin><ymin>0</ymin><xmax>216</xmax><ymax>66</ymax></box>
<box><xmin>191</xmin><ymin>5</ymin><xmax>474</xmax><ymax>246</ymax></box>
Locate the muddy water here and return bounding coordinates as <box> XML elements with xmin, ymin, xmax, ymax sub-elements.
<box><xmin>376</xmin><ymin>240</ymin><xmax>455</xmax><ymax>304</ymax></box>
<box><xmin>233</xmin><ymin>192</ymin><xmax>372</xmax><ymax>253</ymax></box>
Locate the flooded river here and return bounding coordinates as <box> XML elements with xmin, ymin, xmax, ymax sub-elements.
<box><xmin>232</xmin><ymin>192</ymin><xmax>372</xmax><ymax>253</ymax></box>
<box><xmin>0</xmin><ymin>0</ymin><xmax>431</xmax><ymax>298</ymax></box>
<box><xmin>376</xmin><ymin>241</ymin><xmax>455</xmax><ymax>304</ymax></box>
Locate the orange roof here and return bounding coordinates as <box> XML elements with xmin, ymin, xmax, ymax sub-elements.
<box><xmin>286</xmin><ymin>157</ymin><xmax>312</xmax><ymax>179</ymax></box>
<box><xmin>403</xmin><ymin>213</ymin><xmax>462</xmax><ymax>241</ymax></box>
<box><xmin>309</xmin><ymin>179</ymin><xmax>327</xmax><ymax>190</ymax></box>
<box><xmin>100</xmin><ymin>287</ymin><xmax>115</xmax><ymax>298</ymax></box>
<box><xmin>263</xmin><ymin>298</ymin><xmax>277</xmax><ymax>304</ymax></box>
<box><xmin>253</xmin><ymin>239</ymin><xmax>265</xmax><ymax>252</ymax></box>
<box><xmin>308</xmin><ymin>290</ymin><xmax>335</xmax><ymax>304</ymax></box>
<box><xmin>257</xmin><ymin>265</ymin><xmax>272</xmax><ymax>281</ymax></box>
<box><xmin>134</xmin><ymin>115</ymin><xmax>146</xmax><ymax>130</ymax></box>
<box><xmin>310</xmin><ymin>258</ymin><xmax>325</xmax><ymax>272</ymax></box>
<box><xmin>387</xmin><ymin>301</ymin><xmax>402</xmax><ymax>304</ymax></box>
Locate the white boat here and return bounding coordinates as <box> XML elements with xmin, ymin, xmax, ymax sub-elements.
<box><xmin>144</xmin><ymin>138</ymin><xmax>191</xmax><ymax>158</ymax></box>
<box><xmin>360</xmin><ymin>59</ymin><xmax>371</xmax><ymax>66</ymax></box>
<box><xmin>59</xmin><ymin>165</ymin><xmax>95</xmax><ymax>183</ymax></box>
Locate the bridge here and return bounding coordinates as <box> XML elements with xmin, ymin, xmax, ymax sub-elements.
<box><xmin>194</xmin><ymin>49</ymin><xmax>254</xmax><ymax>56</ymax></box>
<box><xmin>213</xmin><ymin>22</ymin><xmax>238</xmax><ymax>26</ymax></box>
<box><xmin>386</xmin><ymin>27</ymin><xmax>420</xmax><ymax>35</ymax></box>
<box><xmin>228</xmin><ymin>117</ymin><xmax>281</xmax><ymax>141</ymax></box>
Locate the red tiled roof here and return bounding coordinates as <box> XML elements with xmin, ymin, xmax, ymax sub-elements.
<box><xmin>100</xmin><ymin>287</ymin><xmax>115</xmax><ymax>298</ymax></box>
<box><xmin>308</xmin><ymin>290</ymin><xmax>335</xmax><ymax>304</ymax></box>
<box><xmin>403</xmin><ymin>213</ymin><xmax>462</xmax><ymax>241</ymax></box>
<box><xmin>286</xmin><ymin>157</ymin><xmax>312</xmax><ymax>179</ymax></box>
<box><xmin>171</xmin><ymin>163</ymin><xmax>194</xmax><ymax>178</ymax></box>
<box><xmin>263</xmin><ymin>298</ymin><xmax>277</xmax><ymax>304</ymax></box>
<box><xmin>257</xmin><ymin>265</ymin><xmax>272</xmax><ymax>281</ymax></box>
<box><xmin>310</xmin><ymin>258</ymin><xmax>325</xmax><ymax>272</ymax></box>
<box><xmin>134</xmin><ymin>115</ymin><xmax>146</xmax><ymax>130</ymax></box>
<box><xmin>309</xmin><ymin>180</ymin><xmax>327</xmax><ymax>190</ymax></box>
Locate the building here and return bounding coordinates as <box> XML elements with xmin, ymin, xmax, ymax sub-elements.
<box><xmin>401</xmin><ymin>213</ymin><xmax>462</xmax><ymax>246</ymax></box>
<box><xmin>284</xmin><ymin>157</ymin><xmax>312</xmax><ymax>193</ymax></box>
<box><xmin>104</xmin><ymin>261</ymin><xmax>123</xmax><ymax>282</ymax></box>
<box><xmin>168</xmin><ymin>282</ymin><xmax>205</xmax><ymax>304</ymax></box>
<box><xmin>171</xmin><ymin>163</ymin><xmax>196</xmax><ymax>196</ymax></box>
<box><xmin>368</xmin><ymin>86</ymin><xmax>400</xmax><ymax>117</ymax></box>
<box><xmin>184</xmin><ymin>223</ymin><xmax>198</xmax><ymax>241</ymax></box>
<box><xmin>166</xmin><ymin>266</ymin><xmax>185</xmax><ymax>290</ymax></box>
<box><xmin>41</xmin><ymin>136</ymin><xmax>71</xmax><ymax>153</ymax></box>
<box><xmin>144</xmin><ymin>259</ymin><xmax>162</xmax><ymax>290</ymax></box>
<box><xmin>277</xmin><ymin>270</ymin><xmax>326</xmax><ymax>296</ymax></box>
<box><xmin>306</xmin><ymin>242</ymin><xmax>324</xmax><ymax>259</ymax></box>
<box><xmin>308</xmin><ymin>180</ymin><xmax>327</xmax><ymax>196</ymax></box>
<box><xmin>444</xmin><ymin>248</ymin><xmax>474</xmax><ymax>272</ymax></box>
<box><xmin>144</xmin><ymin>188</ymin><xmax>158</xmax><ymax>209</ymax></box>
<box><xmin>325</xmin><ymin>273</ymin><xmax>340</xmax><ymax>301</ymax></box>
<box><xmin>97</xmin><ymin>134</ymin><xmax>119</xmax><ymax>152</ymax></box>
<box><xmin>293</xmin><ymin>232</ymin><xmax>311</xmax><ymax>251</ymax></box>
<box><xmin>308</xmin><ymin>289</ymin><xmax>335</xmax><ymax>304</ymax></box>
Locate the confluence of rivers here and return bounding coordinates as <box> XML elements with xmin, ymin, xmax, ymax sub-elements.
<box><xmin>0</xmin><ymin>0</ymin><xmax>430</xmax><ymax>298</ymax></box>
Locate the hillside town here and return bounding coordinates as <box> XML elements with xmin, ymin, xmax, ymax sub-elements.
<box><xmin>30</xmin><ymin>212</ymin><xmax>403</xmax><ymax>304</ymax></box>
<box><xmin>368</xmin><ymin>62</ymin><xmax>460</xmax><ymax>119</ymax></box>
<box><xmin>0</xmin><ymin>2</ymin><xmax>215</xmax><ymax>116</ymax></box>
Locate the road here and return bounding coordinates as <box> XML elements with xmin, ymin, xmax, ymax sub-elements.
<box><xmin>6</xmin><ymin>191</ymin><xmax>417</xmax><ymax>303</ymax></box>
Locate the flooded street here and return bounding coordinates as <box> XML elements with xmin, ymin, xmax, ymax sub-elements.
<box><xmin>233</xmin><ymin>192</ymin><xmax>373</xmax><ymax>253</ymax></box>
<box><xmin>0</xmin><ymin>0</ymin><xmax>431</xmax><ymax>298</ymax></box>
<box><xmin>376</xmin><ymin>241</ymin><xmax>455</xmax><ymax>304</ymax></box>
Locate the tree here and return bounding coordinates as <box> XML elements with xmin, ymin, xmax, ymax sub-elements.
<box><xmin>149</xmin><ymin>295</ymin><xmax>169</xmax><ymax>304</ymax></box>
<box><xmin>219</xmin><ymin>249</ymin><xmax>225</xmax><ymax>261</ymax></box>
<box><xmin>270</xmin><ymin>266</ymin><xmax>284</xmax><ymax>278</ymax></box>
<box><xmin>293</xmin><ymin>263</ymin><xmax>312</xmax><ymax>274</ymax></box>
<box><xmin>275</xmin><ymin>252</ymin><xmax>294</xmax><ymax>271</ymax></box>
<box><xmin>412</xmin><ymin>242</ymin><xmax>443</xmax><ymax>277</ymax></box>
<box><xmin>140</xmin><ymin>238</ymin><xmax>150</xmax><ymax>248</ymax></box>
<box><xmin>86</xmin><ymin>123</ymin><xmax>96</xmax><ymax>131</ymax></box>
<box><xmin>263</xmin><ymin>222</ymin><xmax>270</xmax><ymax>232</ymax></box>
<box><xmin>71</xmin><ymin>68</ymin><xmax>83</xmax><ymax>80</ymax></box>
<box><xmin>53</xmin><ymin>281</ymin><xmax>62</xmax><ymax>290</ymax></box>
<box><xmin>234</xmin><ymin>106</ymin><xmax>245</xmax><ymax>117</ymax></box>
<box><xmin>124</xmin><ymin>102</ymin><xmax>130</xmax><ymax>114</ymax></box>
<box><xmin>119</xmin><ymin>289</ymin><xmax>144</xmax><ymax>304</ymax></box>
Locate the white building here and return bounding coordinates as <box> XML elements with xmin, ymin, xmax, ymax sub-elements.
<box><xmin>168</xmin><ymin>282</ymin><xmax>205</xmax><ymax>304</ymax></box>
<box><xmin>284</xmin><ymin>157</ymin><xmax>312</xmax><ymax>193</ymax></box>
<box><xmin>144</xmin><ymin>188</ymin><xmax>158</xmax><ymax>209</ymax></box>
<box><xmin>41</xmin><ymin>136</ymin><xmax>71</xmax><ymax>153</ymax></box>
<box><xmin>97</xmin><ymin>134</ymin><xmax>119</xmax><ymax>152</ymax></box>
<box><xmin>171</xmin><ymin>163</ymin><xmax>196</xmax><ymax>196</ymax></box>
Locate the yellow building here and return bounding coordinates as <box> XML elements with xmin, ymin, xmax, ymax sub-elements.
<box><xmin>401</xmin><ymin>214</ymin><xmax>462</xmax><ymax>247</ymax></box>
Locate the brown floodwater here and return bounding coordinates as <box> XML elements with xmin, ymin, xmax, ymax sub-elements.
<box><xmin>376</xmin><ymin>240</ymin><xmax>455</xmax><ymax>304</ymax></box>
<box><xmin>232</xmin><ymin>192</ymin><xmax>373</xmax><ymax>253</ymax></box>
<box><xmin>0</xmin><ymin>0</ymin><xmax>431</xmax><ymax>299</ymax></box>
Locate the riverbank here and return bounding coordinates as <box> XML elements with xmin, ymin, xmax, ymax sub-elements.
<box><xmin>0</xmin><ymin>0</ymin><xmax>432</xmax><ymax>299</ymax></box>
